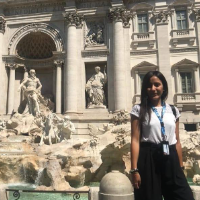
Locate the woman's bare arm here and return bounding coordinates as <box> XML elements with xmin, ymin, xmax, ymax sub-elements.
<box><xmin>175</xmin><ymin>119</ymin><xmax>184</xmax><ymax>167</ymax></box>
<box><xmin>131</xmin><ymin>115</ymin><xmax>141</xmax><ymax>189</ymax></box>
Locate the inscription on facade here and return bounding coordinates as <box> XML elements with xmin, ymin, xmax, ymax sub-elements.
<box><xmin>76</xmin><ymin>0</ymin><xmax>110</xmax><ymax>9</ymax></box>
<box><xmin>4</xmin><ymin>2</ymin><xmax>66</xmax><ymax>16</ymax></box>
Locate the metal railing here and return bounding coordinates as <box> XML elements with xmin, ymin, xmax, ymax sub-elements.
<box><xmin>6</xmin><ymin>189</ymin><xmax>90</xmax><ymax>200</ymax></box>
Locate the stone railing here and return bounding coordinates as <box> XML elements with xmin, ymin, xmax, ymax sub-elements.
<box><xmin>132</xmin><ymin>31</ymin><xmax>154</xmax><ymax>41</ymax></box>
<box><xmin>176</xmin><ymin>93</ymin><xmax>196</xmax><ymax>102</ymax></box>
<box><xmin>132</xmin><ymin>31</ymin><xmax>155</xmax><ymax>49</ymax></box>
<box><xmin>171</xmin><ymin>28</ymin><xmax>196</xmax><ymax>46</ymax></box>
<box><xmin>182</xmin><ymin>94</ymin><xmax>195</xmax><ymax>101</ymax></box>
<box><xmin>171</xmin><ymin>28</ymin><xmax>194</xmax><ymax>38</ymax></box>
<box><xmin>175</xmin><ymin>93</ymin><xmax>200</xmax><ymax>111</ymax></box>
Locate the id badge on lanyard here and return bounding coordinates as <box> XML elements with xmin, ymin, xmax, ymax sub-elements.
<box><xmin>162</xmin><ymin>140</ymin><xmax>170</xmax><ymax>156</ymax></box>
<box><xmin>151</xmin><ymin>103</ymin><xmax>170</xmax><ymax>156</ymax></box>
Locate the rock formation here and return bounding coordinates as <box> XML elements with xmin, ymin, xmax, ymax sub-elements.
<box><xmin>1</xmin><ymin>107</ymin><xmax>200</xmax><ymax>189</ymax></box>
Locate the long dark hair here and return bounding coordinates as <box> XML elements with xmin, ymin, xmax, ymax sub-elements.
<box><xmin>139</xmin><ymin>71</ymin><xmax>168</xmax><ymax>124</ymax></box>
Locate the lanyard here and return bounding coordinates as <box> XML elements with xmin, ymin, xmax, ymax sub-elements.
<box><xmin>151</xmin><ymin>102</ymin><xmax>166</xmax><ymax>141</ymax></box>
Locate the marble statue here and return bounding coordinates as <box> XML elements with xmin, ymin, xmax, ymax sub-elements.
<box><xmin>38</xmin><ymin>113</ymin><xmax>60</xmax><ymax>145</ymax></box>
<box><xmin>37</xmin><ymin>114</ymin><xmax>76</xmax><ymax>145</ymax></box>
<box><xmin>85</xmin><ymin>22</ymin><xmax>104</xmax><ymax>47</ymax></box>
<box><xmin>112</xmin><ymin>110</ymin><xmax>130</xmax><ymax>125</ymax></box>
<box><xmin>56</xmin><ymin>115</ymin><xmax>76</xmax><ymax>140</ymax></box>
<box><xmin>18</xmin><ymin>69</ymin><xmax>42</xmax><ymax>117</ymax></box>
<box><xmin>96</xmin><ymin>25</ymin><xmax>104</xmax><ymax>43</ymax></box>
<box><xmin>85</xmin><ymin>33</ymin><xmax>96</xmax><ymax>46</ymax></box>
<box><xmin>85</xmin><ymin>66</ymin><xmax>107</xmax><ymax>108</ymax></box>
<box><xmin>0</xmin><ymin>119</ymin><xmax>6</xmax><ymax>131</ymax></box>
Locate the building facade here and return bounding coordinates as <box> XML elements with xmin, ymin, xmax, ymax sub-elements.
<box><xmin>0</xmin><ymin>0</ymin><xmax>200</xmax><ymax>131</ymax></box>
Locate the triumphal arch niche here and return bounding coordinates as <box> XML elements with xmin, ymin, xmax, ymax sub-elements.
<box><xmin>4</xmin><ymin>23</ymin><xmax>64</xmax><ymax>115</ymax></box>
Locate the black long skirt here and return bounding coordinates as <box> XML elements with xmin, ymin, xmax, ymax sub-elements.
<box><xmin>134</xmin><ymin>142</ymin><xmax>194</xmax><ymax>200</ymax></box>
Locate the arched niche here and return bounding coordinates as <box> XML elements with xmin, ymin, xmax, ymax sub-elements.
<box><xmin>8</xmin><ymin>23</ymin><xmax>64</xmax><ymax>55</ymax></box>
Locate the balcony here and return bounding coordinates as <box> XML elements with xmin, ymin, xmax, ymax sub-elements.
<box><xmin>175</xmin><ymin>93</ymin><xmax>200</xmax><ymax>110</ymax></box>
<box><xmin>171</xmin><ymin>28</ymin><xmax>196</xmax><ymax>47</ymax></box>
<box><xmin>132</xmin><ymin>31</ymin><xmax>155</xmax><ymax>49</ymax></box>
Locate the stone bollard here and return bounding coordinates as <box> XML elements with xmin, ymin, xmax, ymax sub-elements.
<box><xmin>0</xmin><ymin>185</ymin><xmax>7</xmax><ymax>200</ymax></box>
<box><xmin>99</xmin><ymin>170</ymin><xmax>134</xmax><ymax>200</ymax></box>
<box><xmin>191</xmin><ymin>186</ymin><xmax>200</xmax><ymax>200</ymax></box>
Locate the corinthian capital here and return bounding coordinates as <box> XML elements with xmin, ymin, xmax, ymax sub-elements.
<box><xmin>153</xmin><ymin>10</ymin><xmax>170</xmax><ymax>24</ymax></box>
<box><xmin>193</xmin><ymin>9</ymin><xmax>200</xmax><ymax>22</ymax></box>
<box><xmin>0</xmin><ymin>16</ymin><xmax>6</xmax><ymax>34</ymax></box>
<box><xmin>108</xmin><ymin>7</ymin><xmax>132</xmax><ymax>28</ymax></box>
<box><xmin>63</xmin><ymin>12</ymin><xmax>84</xmax><ymax>28</ymax></box>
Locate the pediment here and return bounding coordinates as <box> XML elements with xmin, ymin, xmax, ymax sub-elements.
<box><xmin>130</xmin><ymin>2</ymin><xmax>153</xmax><ymax>11</ymax></box>
<box><xmin>134</xmin><ymin>61</ymin><xmax>157</xmax><ymax>68</ymax></box>
<box><xmin>170</xmin><ymin>0</ymin><xmax>192</xmax><ymax>6</ymax></box>
<box><xmin>172</xmin><ymin>58</ymin><xmax>199</xmax><ymax>68</ymax></box>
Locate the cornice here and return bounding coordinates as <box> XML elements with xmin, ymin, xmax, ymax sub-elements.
<box><xmin>170</xmin><ymin>47</ymin><xmax>198</xmax><ymax>53</ymax></box>
<box><xmin>131</xmin><ymin>49</ymin><xmax>157</xmax><ymax>55</ymax></box>
<box><xmin>82</xmin><ymin>49</ymin><xmax>109</xmax><ymax>58</ymax></box>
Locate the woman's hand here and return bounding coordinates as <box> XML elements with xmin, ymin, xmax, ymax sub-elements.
<box><xmin>132</xmin><ymin>172</ymin><xmax>141</xmax><ymax>189</ymax></box>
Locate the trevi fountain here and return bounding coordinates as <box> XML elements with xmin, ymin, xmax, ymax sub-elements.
<box><xmin>1</xmin><ymin>0</ymin><xmax>200</xmax><ymax>199</ymax></box>
<box><xmin>0</xmin><ymin>67</ymin><xmax>199</xmax><ymax>199</ymax></box>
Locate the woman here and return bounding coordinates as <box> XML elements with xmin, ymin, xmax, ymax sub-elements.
<box><xmin>130</xmin><ymin>71</ymin><xmax>194</xmax><ymax>200</ymax></box>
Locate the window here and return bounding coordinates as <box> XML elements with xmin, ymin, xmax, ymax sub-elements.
<box><xmin>180</xmin><ymin>72</ymin><xmax>193</xmax><ymax>93</ymax></box>
<box><xmin>137</xmin><ymin>14</ymin><xmax>148</xmax><ymax>33</ymax></box>
<box><xmin>176</xmin><ymin>10</ymin><xmax>187</xmax><ymax>30</ymax></box>
<box><xmin>184</xmin><ymin>124</ymin><xmax>197</xmax><ymax>131</ymax></box>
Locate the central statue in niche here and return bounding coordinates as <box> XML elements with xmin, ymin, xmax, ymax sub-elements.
<box><xmin>86</xmin><ymin>66</ymin><xmax>107</xmax><ymax>108</ymax></box>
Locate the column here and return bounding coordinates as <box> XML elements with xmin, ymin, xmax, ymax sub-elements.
<box><xmin>194</xmin><ymin>67</ymin><xmax>200</xmax><ymax>92</ymax></box>
<box><xmin>108</xmin><ymin>7</ymin><xmax>132</xmax><ymax>111</ymax></box>
<box><xmin>187</xmin><ymin>6</ymin><xmax>192</xmax><ymax>29</ymax></box>
<box><xmin>21</xmin><ymin>65</ymin><xmax>28</xmax><ymax>101</ymax></box>
<box><xmin>7</xmin><ymin>63</ymin><xmax>18</xmax><ymax>114</ymax></box>
<box><xmin>193</xmin><ymin>8</ymin><xmax>200</xmax><ymax>101</ymax></box>
<box><xmin>54</xmin><ymin>60</ymin><xmax>63</xmax><ymax>114</ymax></box>
<box><xmin>124</xmin><ymin>20</ymin><xmax>132</xmax><ymax>111</ymax></box>
<box><xmin>193</xmin><ymin>8</ymin><xmax>200</xmax><ymax>63</ymax></box>
<box><xmin>23</xmin><ymin>66</ymin><xmax>28</xmax><ymax>79</ymax></box>
<box><xmin>171</xmin><ymin>9</ymin><xmax>176</xmax><ymax>30</ymax></box>
<box><xmin>175</xmin><ymin>69</ymin><xmax>181</xmax><ymax>93</ymax></box>
<box><xmin>0</xmin><ymin>16</ymin><xmax>6</xmax><ymax>114</ymax></box>
<box><xmin>135</xmin><ymin>71</ymin><xmax>140</xmax><ymax>94</ymax></box>
<box><xmin>154</xmin><ymin>10</ymin><xmax>173</xmax><ymax>103</ymax></box>
<box><xmin>63</xmin><ymin>11</ymin><xmax>83</xmax><ymax>113</ymax></box>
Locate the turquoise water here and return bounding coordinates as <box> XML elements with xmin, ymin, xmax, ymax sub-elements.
<box><xmin>7</xmin><ymin>184</ymin><xmax>89</xmax><ymax>200</ymax></box>
<box><xmin>8</xmin><ymin>192</ymin><xmax>88</xmax><ymax>200</ymax></box>
<box><xmin>187</xmin><ymin>178</ymin><xmax>195</xmax><ymax>186</ymax></box>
